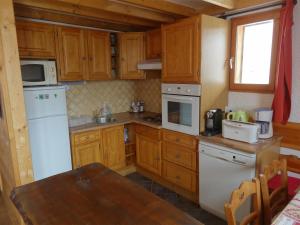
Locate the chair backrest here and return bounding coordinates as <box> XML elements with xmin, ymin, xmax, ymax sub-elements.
<box><xmin>260</xmin><ymin>159</ymin><xmax>288</xmax><ymax>225</ymax></box>
<box><xmin>224</xmin><ymin>178</ymin><xmax>261</xmax><ymax>225</ymax></box>
<box><xmin>279</xmin><ymin>154</ymin><xmax>300</xmax><ymax>174</ymax></box>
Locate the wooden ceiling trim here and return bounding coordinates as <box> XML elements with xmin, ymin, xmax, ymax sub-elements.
<box><xmin>14</xmin><ymin>5</ymin><xmax>149</xmax><ymax>32</ymax></box>
<box><xmin>234</xmin><ymin>0</ymin><xmax>282</xmax><ymax>9</ymax></box>
<box><xmin>56</xmin><ymin>0</ymin><xmax>177</xmax><ymax>23</ymax></box>
<box><xmin>13</xmin><ymin>0</ymin><xmax>161</xmax><ymax>28</ymax></box>
<box><xmin>202</xmin><ymin>0</ymin><xmax>235</xmax><ymax>9</ymax></box>
<box><xmin>118</xmin><ymin>0</ymin><xmax>197</xmax><ymax>16</ymax></box>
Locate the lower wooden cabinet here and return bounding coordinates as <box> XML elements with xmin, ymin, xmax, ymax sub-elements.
<box><xmin>136</xmin><ymin>134</ymin><xmax>162</xmax><ymax>175</ymax></box>
<box><xmin>102</xmin><ymin>125</ymin><xmax>126</xmax><ymax>170</ymax></box>
<box><xmin>73</xmin><ymin>142</ymin><xmax>102</xmax><ymax>168</ymax></box>
<box><xmin>71</xmin><ymin>125</ymin><xmax>125</xmax><ymax>171</ymax></box>
<box><xmin>162</xmin><ymin>160</ymin><xmax>197</xmax><ymax>193</ymax></box>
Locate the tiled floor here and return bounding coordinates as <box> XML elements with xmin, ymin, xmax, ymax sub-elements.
<box><xmin>127</xmin><ymin>172</ymin><xmax>227</xmax><ymax>225</ymax></box>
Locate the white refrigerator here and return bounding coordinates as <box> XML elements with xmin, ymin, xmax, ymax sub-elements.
<box><xmin>24</xmin><ymin>86</ymin><xmax>72</xmax><ymax>181</ymax></box>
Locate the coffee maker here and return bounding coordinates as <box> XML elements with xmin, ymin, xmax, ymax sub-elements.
<box><xmin>254</xmin><ymin>108</ymin><xmax>273</xmax><ymax>139</ymax></box>
<box><xmin>203</xmin><ymin>109</ymin><xmax>223</xmax><ymax>136</ymax></box>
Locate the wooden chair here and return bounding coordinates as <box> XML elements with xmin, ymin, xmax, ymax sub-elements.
<box><xmin>224</xmin><ymin>178</ymin><xmax>261</xmax><ymax>225</ymax></box>
<box><xmin>260</xmin><ymin>159</ymin><xmax>289</xmax><ymax>225</ymax></box>
<box><xmin>280</xmin><ymin>154</ymin><xmax>300</xmax><ymax>174</ymax></box>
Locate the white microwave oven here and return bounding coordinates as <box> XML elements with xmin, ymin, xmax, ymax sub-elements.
<box><xmin>21</xmin><ymin>60</ymin><xmax>57</xmax><ymax>87</ymax></box>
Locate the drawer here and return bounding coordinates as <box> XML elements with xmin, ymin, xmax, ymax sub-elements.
<box><xmin>163</xmin><ymin>142</ymin><xmax>197</xmax><ymax>171</ymax></box>
<box><xmin>162</xmin><ymin>129</ymin><xmax>197</xmax><ymax>150</ymax></box>
<box><xmin>163</xmin><ymin>161</ymin><xmax>197</xmax><ymax>193</ymax></box>
<box><xmin>73</xmin><ymin>130</ymin><xmax>100</xmax><ymax>146</ymax></box>
<box><xmin>136</xmin><ymin>124</ymin><xmax>161</xmax><ymax>141</ymax></box>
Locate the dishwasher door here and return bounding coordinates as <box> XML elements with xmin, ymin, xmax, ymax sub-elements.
<box><xmin>199</xmin><ymin>142</ymin><xmax>256</xmax><ymax>221</ymax></box>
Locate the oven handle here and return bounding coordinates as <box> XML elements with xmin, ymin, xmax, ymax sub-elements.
<box><xmin>162</xmin><ymin>94</ymin><xmax>199</xmax><ymax>102</ymax></box>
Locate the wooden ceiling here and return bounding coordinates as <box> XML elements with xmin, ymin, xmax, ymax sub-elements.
<box><xmin>13</xmin><ymin>0</ymin><xmax>281</xmax><ymax>32</ymax></box>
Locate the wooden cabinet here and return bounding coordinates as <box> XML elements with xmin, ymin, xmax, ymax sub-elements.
<box><xmin>102</xmin><ymin>125</ymin><xmax>125</xmax><ymax>170</ymax></box>
<box><xmin>71</xmin><ymin>125</ymin><xmax>125</xmax><ymax>171</ymax></box>
<box><xmin>16</xmin><ymin>20</ymin><xmax>56</xmax><ymax>58</ymax></box>
<box><xmin>118</xmin><ymin>32</ymin><xmax>145</xmax><ymax>79</ymax></box>
<box><xmin>56</xmin><ymin>27</ymin><xmax>112</xmax><ymax>81</ymax></box>
<box><xmin>71</xmin><ymin>130</ymin><xmax>102</xmax><ymax>169</ymax></box>
<box><xmin>136</xmin><ymin>134</ymin><xmax>162</xmax><ymax>175</ymax></box>
<box><xmin>86</xmin><ymin>30</ymin><xmax>111</xmax><ymax>80</ymax></box>
<box><xmin>57</xmin><ymin>27</ymin><xmax>85</xmax><ymax>81</ymax></box>
<box><xmin>146</xmin><ymin>29</ymin><xmax>161</xmax><ymax>59</ymax></box>
<box><xmin>162</xmin><ymin>16</ymin><xmax>200</xmax><ymax>83</ymax></box>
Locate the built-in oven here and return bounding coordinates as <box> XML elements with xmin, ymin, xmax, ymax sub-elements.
<box><xmin>21</xmin><ymin>60</ymin><xmax>57</xmax><ymax>87</ymax></box>
<box><xmin>162</xmin><ymin>84</ymin><xmax>201</xmax><ymax>135</ymax></box>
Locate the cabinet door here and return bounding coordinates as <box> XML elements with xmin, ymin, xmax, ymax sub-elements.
<box><xmin>102</xmin><ymin>125</ymin><xmax>125</xmax><ymax>170</ymax></box>
<box><xmin>146</xmin><ymin>29</ymin><xmax>161</xmax><ymax>59</ymax></box>
<box><xmin>162</xmin><ymin>16</ymin><xmax>200</xmax><ymax>83</ymax></box>
<box><xmin>57</xmin><ymin>27</ymin><xmax>85</xmax><ymax>81</ymax></box>
<box><xmin>87</xmin><ymin>30</ymin><xmax>111</xmax><ymax>80</ymax></box>
<box><xmin>73</xmin><ymin>142</ymin><xmax>101</xmax><ymax>169</ymax></box>
<box><xmin>119</xmin><ymin>32</ymin><xmax>145</xmax><ymax>79</ymax></box>
<box><xmin>136</xmin><ymin>134</ymin><xmax>161</xmax><ymax>175</ymax></box>
<box><xmin>16</xmin><ymin>20</ymin><xmax>56</xmax><ymax>58</ymax></box>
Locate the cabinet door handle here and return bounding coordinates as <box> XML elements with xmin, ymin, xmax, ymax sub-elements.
<box><xmin>175</xmin><ymin>154</ymin><xmax>180</xmax><ymax>159</ymax></box>
<box><xmin>176</xmin><ymin>138</ymin><xmax>180</xmax><ymax>142</ymax></box>
<box><xmin>176</xmin><ymin>175</ymin><xmax>180</xmax><ymax>180</ymax></box>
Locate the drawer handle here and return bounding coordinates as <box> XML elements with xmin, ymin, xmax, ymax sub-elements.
<box><xmin>155</xmin><ymin>157</ymin><xmax>160</xmax><ymax>161</ymax></box>
<box><xmin>176</xmin><ymin>138</ymin><xmax>180</xmax><ymax>142</ymax></box>
<box><xmin>175</xmin><ymin>154</ymin><xmax>180</xmax><ymax>159</ymax></box>
<box><xmin>176</xmin><ymin>175</ymin><xmax>180</xmax><ymax>180</ymax></box>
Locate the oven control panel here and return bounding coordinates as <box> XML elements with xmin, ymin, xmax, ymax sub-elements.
<box><xmin>162</xmin><ymin>83</ymin><xmax>201</xmax><ymax>96</ymax></box>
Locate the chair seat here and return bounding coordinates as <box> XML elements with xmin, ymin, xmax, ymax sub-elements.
<box><xmin>269</xmin><ymin>175</ymin><xmax>300</xmax><ymax>199</ymax></box>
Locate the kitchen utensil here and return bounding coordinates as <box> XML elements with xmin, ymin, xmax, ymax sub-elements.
<box><xmin>227</xmin><ymin>110</ymin><xmax>249</xmax><ymax>122</ymax></box>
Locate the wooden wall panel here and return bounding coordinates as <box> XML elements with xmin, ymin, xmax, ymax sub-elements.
<box><xmin>0</xmin><ymin>0</ymin><xmax>33</xmax><ymax>224</ymax></box>
<box><xmin>274</xmin><ymin>122</ymin><xmax>300</xmax><ymax>151</ymax></box>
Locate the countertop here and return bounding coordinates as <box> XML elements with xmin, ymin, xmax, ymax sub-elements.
<box><xmin>69</xmin><ymin>111</ymin><xmax>162</xmax><ymax>134</ymax></box>
<box><xmin>199</xmin><ymin>135</ymin><xmax>282</xmax><ymax>154</ymax></box>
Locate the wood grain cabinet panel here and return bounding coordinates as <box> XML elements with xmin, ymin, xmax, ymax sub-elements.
<box><xmin>146</xmin><ymin>29</ymin><xmax>161</xmax><ymax>59</ymax></box>
<box><xmin>136</xmin><ymin>134</ymin><xmax>162</xmax><ymax>175</ymax></box>
<box><xmin>74</xmin><ymin>130</ymin><xmax>101</xmax><ymax>146</ymax></box>
<box><xmin>163</xmin><ymin>161</ymin><xmax>197</xmax><ymax>193</ymax></box>
<box><xmin>162</xmin><ymin>16</ymin><xmax>200</xmax><ymax>83</ymax></box>
<box><xmin>86</xmin><ymin>30</ymin><xmax>111</xmax><ymax>80</ymax></box>
<box><xmin>136</xmin><ymin>124</ymin><xmax>161</xmax><ymax>141</ymax></box>
<box><xmin>162</xmin><ymin>129</ymin><xmax>198</xmax><ymax>150</ymax></box>
<box><xmin>119</xmin><ymin>32</ymin><xmax>145</xmax><ymax>79</ymax></box>
<box><xmin>163</xmin><ymin>142</ymin><xmax>197</xmax><ymax>171</ymax></box>
<box><xmin>16</xmin><ymin>20</ymin><xmax>56</xmax><ymax>58</ymax></box>
<box><xmin>73</xmin><ymin>142</ymin><xmax>102</xmax><ymax>169</ymax></box>
<box><xmin>102</xmin><ymin>125</ymin><xmax>126</xmax><ymax>170</ymax></box>
<box><xmin>57</xmin><ymin>26</ymin><xmax>85</xmax><ymax>81</ymax></box>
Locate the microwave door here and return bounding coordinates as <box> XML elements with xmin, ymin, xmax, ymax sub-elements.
<box><xmin>162</xmin><ymin>94</ymin><xmax>200</xmax><ymax>135</ymax></box>
<box><xmin>22</xmin><ymin>64</ymin><xmax>47</xmax><ymax>86</ymax></box>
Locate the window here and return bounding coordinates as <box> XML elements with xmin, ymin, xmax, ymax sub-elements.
<box><xmin>230</xmin><ymin>10</ymin><xmax>280</xmax><ymax>92</ymax></box>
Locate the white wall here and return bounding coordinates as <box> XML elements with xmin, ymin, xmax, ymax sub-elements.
<box><xmin>228</xmin><ymin>3</ymin><xmax>300</xmax><ymax>159</ymax></box>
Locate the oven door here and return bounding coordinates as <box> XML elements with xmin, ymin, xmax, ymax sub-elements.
<box><xmin>21</xmin><ymin>61</ymin><xmax>57</xmax><ymax>86</ymax></box>
<box><xmin>162</xmin><ymin>94</ymin><xmax>200</xmax><ymax>135</ymax></box>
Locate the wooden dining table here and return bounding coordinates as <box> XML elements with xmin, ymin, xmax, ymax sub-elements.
<box><xmin>272</xmin><ymin>190</ymin><xmax>300</xmax><ymax>225</ymax></box>
<box><xmin>10</xmin><ymin>163</ymin><xmax>203</xmax><ymax>225</ymax></box>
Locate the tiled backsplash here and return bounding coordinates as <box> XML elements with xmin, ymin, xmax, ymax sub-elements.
<box><xmin>135</xmin><ymin>78</ymin><xmax>161</xmax><ymax>113</ymax></box>
<box><xmin>66</xmin><ymin>78</ymin><xmax>161</xmax><ymax>117</ymax></box>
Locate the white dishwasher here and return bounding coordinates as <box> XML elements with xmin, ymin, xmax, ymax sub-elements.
<box><xmin>199</xmin><ymin>141</ymin><xmax>256</xmax><ymax>221</ymax></box>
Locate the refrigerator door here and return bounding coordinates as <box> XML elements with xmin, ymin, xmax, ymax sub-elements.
<box><xmin>24</xmin><ymin>86</ymin><xmax>67</xmax><ymax>120</ymax></box>
<box><xmin>28</xmin><ymin>115</ymin><xmax>72</xmax><ymax>180</ymax></box>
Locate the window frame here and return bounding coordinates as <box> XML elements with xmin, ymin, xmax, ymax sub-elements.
<box><xmin>230</xmin><ymin>9</ymin><xmax>281</xmax><ymax>93</ymax></box>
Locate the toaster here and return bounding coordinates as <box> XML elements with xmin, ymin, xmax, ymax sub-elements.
<box><xmin>222</xmin><ymin>120</ymin><xmax>260</xmax><ymax>144</ymax></box>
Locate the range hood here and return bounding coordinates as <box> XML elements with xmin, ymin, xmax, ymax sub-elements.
<box><xmin>137</xmin><ymin>59</ymin><xmax>161</xmax><ymax>70</ymax></box>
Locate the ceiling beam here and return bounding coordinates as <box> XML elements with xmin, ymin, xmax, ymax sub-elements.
<box><xmin>201</xmin><ymin>0</ymin><xmax>235</xmax><ymax>9</ymax></box>
<box><xmin>14</xmin><ymin>4</ymin><xmax>149</xmax><ymax>32</ymax></box>
<box><xmin>13</xmin><ymin>0</ymin><xmax>160</xmax><ymax>29</ymax></box>
<box><xmin>118</xmin><ymin>0</ymin><xmax>197</xmax><ymax>17</ymax></box>
<box><xmin>56</xmin><ymin>0</ymin><xmax>177</xmax><ymax>23</ymax></box>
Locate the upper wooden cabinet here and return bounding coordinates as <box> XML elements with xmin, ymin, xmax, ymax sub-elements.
<box><xmin>86</xmin><ymin>30</ymin><xmax>111</xmax><ymax>80</ymax></box>
<box><xmin>118</xmin><ymin>32</ymin><xmax>145</xmax><ymax>80</ymax></box>
<box><xmin>162</xmin><ymin>15</ymin><xmax>230</xmax><ymax>84</ymax></box>
<box><xmin>57</xmin><ymin>27</ymin><xmax>85</xmax><ymax>81</ymax></box>
<box><xmin>146</xmin><ymin>29</ymin><xmax>161</xmax><ymax>59</ymax></box>
<box><xmin>16</xmin><ymin>20</ymin><xmax>56</xmax><ymax>58</ymax></box>
<box><xmin>162</xmin><ymin>16</ymin><xmax>200</xmax><ymax>83</ymax></box>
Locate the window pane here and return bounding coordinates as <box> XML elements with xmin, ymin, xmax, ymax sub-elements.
<box><xmin>235</xmin><ymin>20</ymin><xmax>274</xmax><ymax>84</ymax></box>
